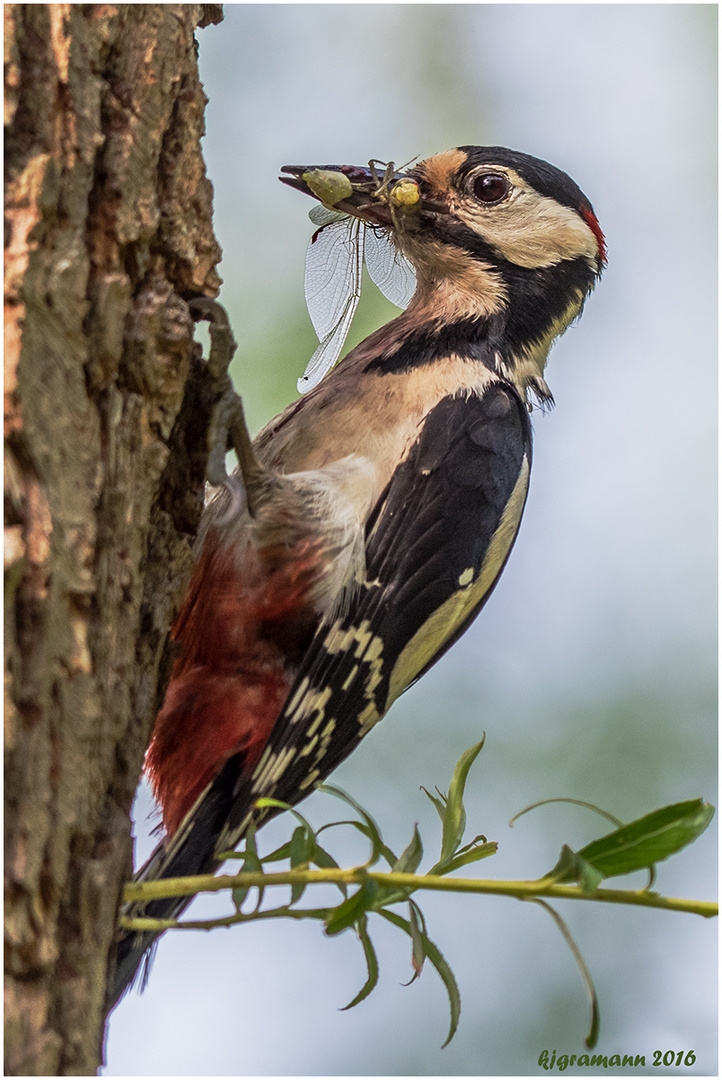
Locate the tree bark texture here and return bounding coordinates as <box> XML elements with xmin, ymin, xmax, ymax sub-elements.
<box><xmin>4</xmin><ymin>5</ymin><xmax>224</xmax><ymax>1073</ymax></box>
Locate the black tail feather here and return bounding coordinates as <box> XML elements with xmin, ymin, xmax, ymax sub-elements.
<box><xmin>106</xmin><ymin>755</ymin><xmax>249</xmax><ymax>1015</ymax></box>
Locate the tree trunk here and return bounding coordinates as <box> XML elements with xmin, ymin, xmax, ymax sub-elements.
<box><xmin>4</xmin><ymin>5</ymin><xmax>223</xmax><ymax>1073</ymax></box>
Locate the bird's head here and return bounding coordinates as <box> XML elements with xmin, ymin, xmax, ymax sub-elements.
<box><xmin>281</xmin><ymin>146</ymin><xmax>605</xmax><ymax>404</ymax></box>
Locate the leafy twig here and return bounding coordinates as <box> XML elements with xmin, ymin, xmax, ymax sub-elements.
<box><xmin>120</xmin><ymin>743</ymin><xmax>716</xmax><ymax>1047</ymax></box>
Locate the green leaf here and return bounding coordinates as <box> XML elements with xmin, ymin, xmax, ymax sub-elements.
<box><xmin>311</xmin><ymin>843</ymin><xmax>340</xmax><ymax>871</ymax></box>
<box><xmin>407</xmin><ymin>900</ymin><xmax>426</xmax><ymax>979</ymax></box>
<box><xmin>421</xmin><ymin>786</ymin><xmax>447</xmax><ymax>825</ymax></box>
<box><xmin>341</xmin><ymin>914</ymin><xmax>380</xmax><ymax>1010</ymax></box>
<box><xmin>255</xmin><ymin>796</ymin><xmax>293</xmax><ymax>811</ymax></box>
<box><xmin>318</xmin><ymin>784</ymin><xmax>389</xmax><ymax>867</ymax></box>
<box><xmin>529</xmin><ymin>899</ymin><xmax>600</xmax><ymax>1050</ymax></box>
<box><xmin>392</xmin><ymin>825</ymin><xmax>424</xmax><ymax>874</ymax></box>
<box><xmin>319</xmin><ymin>817</ymin><xmax>399</xmax><ymax>870</ymax></box>
<box><xmin>439</xmin><ymin>740</ymin><xmax>485</xmax><ymax>866</ymax></box>
<box><xmin>379</xmin><ymin>909</ymin><xmax>461</xmax><ymax>1047</ymax></box>
<box><xmin>576</xmin><ymin>856</ymin><xmax>605</xmax><ymax>895</ymax></box>
<box><xmin>325</xmin><ymin>881</ymin><xmax>379</xmax><ymax>936</ymax></box>
<box><xmin>255</xmin><ymin>798</ymin><xmax>317</xmax><ymax>841</ymax></box>
<box><xmin>311</xmin><ymin>841</ymin><xmax>348</xmax><ymax>898</ymax></box>
<box><xmin>259</xmin><ymin>840</ymin><xmax>293</xmax><ymax>864</ymax></box>
<box><xmin>509</xmin><ymin>797</ymin><xmax>624</xmax><ymax>830</ymax></box>
<box><xmin>576</xmin><ymin>799</ymin><xmax>715</xmax><ymax>880</ymax></box>
<box><xmin>543</xmin><ymin>844</ymin><xmax>586</xmax><ymax>884</ymax></box>
<box><xmin>429</xmin><ymin>839</ymin><xmax>497</xmax><ymax>877</ymax></box>
<box><xmin>289</xmin><ymin>825</ymin><xmax>312</xmax><ymax>904</ymax></box>
<box><xmin>232</xmin><ymin>826</ymin><xmax>264</xmax><ymax>912</ymax></box>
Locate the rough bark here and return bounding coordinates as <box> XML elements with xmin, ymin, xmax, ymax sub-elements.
<box><xmin>4</xmin><ymin>5</ymin><xmax>224</xmax><ymax>1074</ymax></box>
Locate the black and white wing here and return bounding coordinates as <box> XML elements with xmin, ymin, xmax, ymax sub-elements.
<box><xmin>222</xmin><ymin>379</ymin><xmax>532</xmax><ymax>843</ymax></box>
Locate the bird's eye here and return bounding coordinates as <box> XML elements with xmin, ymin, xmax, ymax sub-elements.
<box><xmin>473</xmin><ymin>173</ymin><xmax>511</xmax><ymax>204</ymax></box>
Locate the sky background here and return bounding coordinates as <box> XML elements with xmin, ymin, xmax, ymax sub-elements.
<box><xmin>104</xmin><ymin>5</ymin><xmax>717</xmax><ymax>1076</ymax></box>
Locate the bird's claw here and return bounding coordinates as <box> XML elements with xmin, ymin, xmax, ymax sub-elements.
<box><xmin>188</xmin><ymin>298</ymin><xmax>247</xmax><ymax>523</ymax></box>
<box><xmin>188</xmin><ymin>298</ymin><xmax>270</xmax><ymax>524</ymax></box>
<box><xmin>205</xmin><ymin>385</ymin><xmax>247</xmax><ymax>525</ymax></box>
<box><xmin>188</xmin><ymin>297</ymin><xmax>237</xmax><ymax>381</ymax></box>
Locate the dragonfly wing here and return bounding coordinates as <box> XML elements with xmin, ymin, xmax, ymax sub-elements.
<box><xmin>298</xmin><ymin>218</ymin><xmax>364</xmax><ymax>393</ymax></box>
<box><xmin>308</xmin><ymin>205</ymin><xmax>347</xmax><ymax>228</ymax></box>
<box><xmin>364</xmin><ymin>227</ymin><xmax>417</xmax><ymax>310</ymax></box>
<box><xmin>304</xmin><ymin>218</ymin><xmax>363</xmax><ymax>341</ymax></box>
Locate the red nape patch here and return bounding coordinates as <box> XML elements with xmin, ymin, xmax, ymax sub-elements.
<box><xmin>580</xmin><ymin>205</ymin><xmax>607</xmax><ymax>266</ymax></box>
<box><xmin>145</xmin><ymin>533</ymin><xmax>326</xmax><ymax>837</ymax></box>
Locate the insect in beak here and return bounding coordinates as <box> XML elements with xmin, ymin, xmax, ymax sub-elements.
<box><xmin>280</xmin><ymin>159</ymin><xmax>426</xmax><ymax>392</ymax></box>
<box><xmin>280</xmin><ymin>158</ymin><xmax>431</xmax><ymax>226</ymax></box>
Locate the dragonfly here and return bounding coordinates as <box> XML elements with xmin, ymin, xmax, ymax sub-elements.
<box><xmin>283</xmin><ymin>160</ymin><xmax>420</xmax><ymax>393</ymax></box>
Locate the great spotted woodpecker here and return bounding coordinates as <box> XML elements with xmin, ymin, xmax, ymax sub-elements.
<box><xmin>108</xmin><ymin>146</ymin><xmax>605</xmax><ymax>1009</ymax></box>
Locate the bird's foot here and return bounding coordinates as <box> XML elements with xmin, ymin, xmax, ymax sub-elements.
<box><xmin>188</xmin><ymin>298</ymin><xmax>268</xmax><ymax>523</ymax></box>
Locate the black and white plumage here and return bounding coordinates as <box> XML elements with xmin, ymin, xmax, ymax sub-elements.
<box><xmin>108</xmin><ymin>145</ymin><xmax>605</xmax><ymax>1010</ymax></box>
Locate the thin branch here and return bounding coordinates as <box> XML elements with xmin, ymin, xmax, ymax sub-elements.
<box><xmin>121</xmin><ymin>905</ymin><xmax>332</xmax><ymax>933</ymax></box>
<box><xmin>122</xmin><ymin>866</ymin><xmax>718</xmax><ymax>920</ymax></box>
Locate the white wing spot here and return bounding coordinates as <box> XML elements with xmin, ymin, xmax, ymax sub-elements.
<box><xmin>322</xmin><ymin>619</ymin><xmax>385</xmax><ymax>721</ymax></box>
<box><xmin>298</xmin><ymin>718</ymin><xmax>337</xmax><ymax>791</ymax></box>
<box><xmin>251</xmin><ymin>746</ymin><xmax>297</xmax><ymax>794</ymax></box>
<box><xmin>357</xmin><ymin>700</ymin><xmax>381</xmax><ymax>736</ymax></box>
<box><xmin>458</xmin><ymin>567</ymin><xmax>474</xmax><ymax>587</ymax></box>
<box><xmin>288</xmin><ymin>683</ymin><xmax>333</xmax><ymax>727</ymax></box>
<box><xmin>341</xmin><ymin>664</ymin><xmax>360</xmax><ymax>691</ymax></box>
<box><xmin>298</xmin><ymin>734</ymin><xmax>319</xmax><ymax>758</ymax></box>
<box><xmin>286</xmin><ymin>676</ymin><xmax>310</xmax><ymax>720</ymax></box>
<box><xmin>299</xmin><ymin>767</ymin><xmax>320</xmax><ymax>791</ymax></box>
<box><xmin>252</xmin><ymin>745</ymin><xmax>272</xmax><ymax>783</ymax></box>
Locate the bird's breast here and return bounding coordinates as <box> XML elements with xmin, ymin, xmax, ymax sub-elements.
<box><xmin>255</xmin><ymin>354</ymin><xmax>502</xmax><ymax>506</ymax></box>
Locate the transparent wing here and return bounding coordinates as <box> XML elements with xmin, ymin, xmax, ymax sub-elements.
<box><xmin>364</xmin><ymin>227</ymin><xmax>417</xmax><ymax>310</ymax></box>
<box><xmin>298</xmin><ymin>215</ymin><xmax>365</xmax><ymax>393</ymax></box>
<box><xmin>304</xmin><ymin>217</ymin><xmax>362</xmax><ymax>341</ymax></box>
<box><xmin>308</xmin><ymin>205</ymin><xmax>346</xmax><ymax>228</ymax></box>
<box><xmin>297</xmin><ymin>206</ymin><xmax>416</xmax><ymax>394</ymax></box>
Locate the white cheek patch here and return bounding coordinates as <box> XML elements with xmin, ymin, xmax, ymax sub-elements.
<box><xmin>456</xmin><ymin>188</ymin><xmax>598</xmax><ymax>270</ymax></box>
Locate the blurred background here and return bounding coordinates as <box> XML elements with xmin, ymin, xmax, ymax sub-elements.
<box><xmin>104</xmin><ymin>5</ymin><xmax>716</xmax><ymax>1075</ymax></box>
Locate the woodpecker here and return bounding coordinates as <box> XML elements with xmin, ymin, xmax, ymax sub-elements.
<box><xmin>108</xmin><ymin>146</ymin><xmax>605</xmax><ymax>1009</ymax></box>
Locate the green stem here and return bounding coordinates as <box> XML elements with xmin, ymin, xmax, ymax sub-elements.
<box><xmin>121</xmin><ymin>906</ymin><xmax>333</xmax><ymax>933</ymax></box>
<box><xmin>122</xmin><ymin>867</ymin><xmax>717</xmax><ymax>919</ymax></box>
